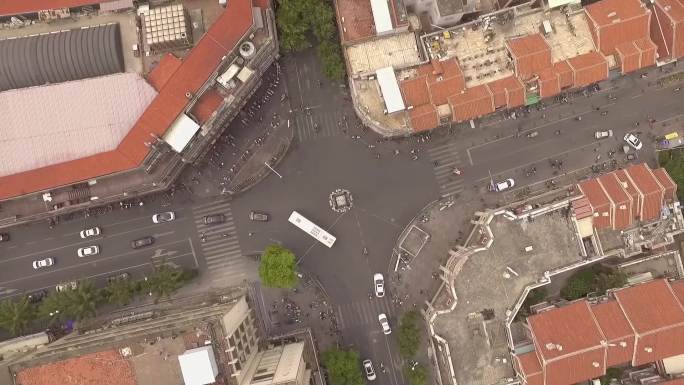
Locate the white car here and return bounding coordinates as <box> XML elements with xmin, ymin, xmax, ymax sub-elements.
<box><xmin>32</xmin><ymin>257</ymin><xmax>54</xmax><ymax>269</ymax></box>
<box><xmin>362</xmin><ymin>359</ymin><xmax>377</xmax><ymax>381</ymax></box>
<box><xmin>491</xmin><ymin>178</ymin><xmax>515</xmax><ymax>192</ymax></box>
<box><xmin>56</xmin><ymin>281</ymin><xmax>77</xmax><ymax>292</ymax></box>
<box><xmin>80</xmin><ymin>227</ymin><xmax>101</xmax><ymax>238</ymax></box>
<box><xmin>152</xmin><ymin>211</ymin><xmax>176</xmax><ymax>223</ymax></box>
<box><xmin>77</xmin><ymin>245</ymin><xmax>100</xmax><ymax>257</ymax></box>
<box><xmin>624</xmin><ymin>133</ymin><xmax>643</xmax><ymax>150</ymax></box>
<box><xmin>373</xmin><ymin>273</ymin><xmax>385</xmax><ymax>298</ymax></box>
<box><xmin>378</xmin><ymin>313</ymin><xmax>391</xmax><ymax>335</ymax></box>
<box><xmin>595</xmin><ymin>130</ymin><xmax>613</xmax><ymax>139</ymax></box>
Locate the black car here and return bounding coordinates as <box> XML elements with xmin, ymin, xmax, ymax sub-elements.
<box><xmin>27</xmin><ymin>289</ymin><xmax>48</xmax><ymax>304</ymax></box>
<box><xmin>0</xmin><ymin>233</ymin><xmax>9</xmax><ymax>242</ymax></box>
<box><xmin>203</xmin><ymin>214</ymin><xmax>226</xmax><ymax>225</ymax></box>
<box><xmin>131</xmin><ymin>236</ymin><xmax>154</xmax><ymax>249</ymax></box>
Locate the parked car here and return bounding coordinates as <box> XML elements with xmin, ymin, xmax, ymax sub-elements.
<box><xmin>0</xmin><ymin>233</ymin><xmax>9</xmax><ymax>242</ymax></box>
<box><xmin>77</xmin><ymin>245</ymin><xmax>100</xmax><ymax>258</ymax></box>
<box><xmin>373</xmin><ymin>273</ymin><xmax>385</xmax><ymax>298</ymax></box>
<box><xmin>32</xmin><ymin>257</ymin><xmax>54</xmax><ymax>269</ymax></box>
<box><xmin>249</xmin><ymin>211</ymin><xmax>269</xmax><ymax>222</ymax></box>
<box><xmin>107</xmin><ymin>272</ymin><xmax>131</xmax><ymax>283</ymax></box>
<box><xmin>80</xmin><ymin>227</ymin><xmax>101</xmax><ymax>238</ymax></box>
<box><xmin>490</xmin><ymin>178</ymin><xmax>515</xmax><ymax>192</ymax></box>
<box><xmin>378</xmin><ymin>313</ymin><xmax>391</xmax><ymax>335</ymax></box>
<box><xmin>27</xmin><ymin>289</ymin><xmax>48</xmax><ymax>304</ymax></box>
<box><xmin>362</xmin><ymin>359</ymin><xmax>377</xmax><ymax>381</ymax></box>
<box><xmin>152</xmin><ymin>211</ymin><xmax>176</xmax><ymax>223</ymax></box>
<box><xmin>624</xmin><ymin>133</ymin><xmax>643</xmax><ymax>150</ymax></box>
<box><xmin>595</xmin><ymin>130</ymin><xmax>613</xmax><ymax>139</ymax></box>
<box><xmin>203</xmin><ymin>214</ymin><xmax>226</xmax><ymax>225</ymax></box>
<box><xmin>55</xmin><ymin>281</ymin><xmax>77</xmax><ymax>292</ymax></box>
<box><xmin>131</xmin><ymin>236</ymin><xmax>154</xmax><ymax>249</ymax></box>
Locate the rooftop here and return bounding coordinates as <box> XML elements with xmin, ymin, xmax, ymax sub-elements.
<box><xmin>346</xmin><ymin>31</ymin><xmax>421</xmax><ymax>76</ymax></box>
<box><xmin>0</xmin><ymin>73</ymin><xmax>157</xmax><ymax>178</ymax></box>
<box><xmin>585</xmin><ymin>0</ymin><xmax>650</xmax><ymax>27</ymax></box>
<box><xmin>15</xmin><ymin>350</ymin><xmax>136</xmax><ymax>385</ymax></box>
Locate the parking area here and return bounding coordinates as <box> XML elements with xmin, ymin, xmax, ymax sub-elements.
<box><xmin>431</xmin><ymin>211</ymin><xmax>584</xmax><ymax>385</ymax></box>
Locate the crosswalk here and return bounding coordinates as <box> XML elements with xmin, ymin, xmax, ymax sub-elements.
<box><xmin>336</xmin><ymin>296</ymin><xmax>395</xmax><ymax>331</ymax></box>
<box><xmin>295</xmin><ymin>110</ymin><xmax>347</xmax><ymax>142</ymax></box>
<box><xmin>427</xmin><ymin>141</ymin><xmax>466</xmax><ymax>197</ymax></box>
<box><xmin>191</xmin><ymin>199</ymin><xmax>254</xmax><ymax>287</ymax></box>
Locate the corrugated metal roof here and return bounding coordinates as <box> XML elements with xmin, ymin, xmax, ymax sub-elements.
<box><xmin>370</xmin><ymin>0</ymin><xmax>393</xmax><ymax>34</ymax></box>
<box><xmin>0</xmin><ymin>0</ymin><xmax>102</xmax><ymax>17</ymax></box>
<box><xmin>0</xmin><ymin>23</ymin><xmax>124</xmax><ymax>92</ymax></box>
<box><xmin>591</xmin><ymin>301</ymin><xmax>635</xmax><ymax>366</ymax></box>
<box><xmin>567</xmin><ymin>51</ymin><xmax>609</xmax><ymax>88</ymax></box>
<box><xmin>400</xmin><ymin>76</ymin><xmax>430</xmax><ymax>107</ymax></box>
<box><xmin>448</xmin><ymin>85</ymin><xmax>494</xmax><ymax>122</ymax></box>
<box><xmin>0</xmin><ymin>73</ymin><xmax>157</xmax><ymax>178</ymax></box>
<box><xmin>408</xmin><ymin>104</ymin><xmax>439</xmax><ymax>132</ymax></box>
<box><xmin>376</xmin><ymin>66</ymin><xmax>406</xmax><ymax>113</ymax></box>
<box><xmin>506</xmin><ymin>34</ymin><xmax>552</xmax><ymax>80</ymax></box>
<box><xmin>0</xmin><ymin>0</ymin><xmax>255</xmax><ymax>200</ymax></box>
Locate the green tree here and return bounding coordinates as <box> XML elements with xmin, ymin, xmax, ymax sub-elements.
<box><xmin>516</xmin><ymin>287</ymin><xmax>547</xmax><ymax>320</ymax></box>
<box><xmin>62</xmin><ymin>281</ymin><xmax>101</xmax><ymax>320</ymax></box>
<box><xmin>405</xmin><ymin>364</ymin><xmax>427</xmax><ymax>385</ymax></box>
<box><xmin>322</xmin><ymin>348</ymin><xmax>363</xmax><ymax>385</ymax></box>
<box><xmin>38</xmin><ymin>291</ymin><xmax>71</xmax><ymax>321</ymax></box>
<box><xmin>276</xmin><ymin>0</ymin><xmax>312</xmax><ymax>51</ymax></box>
<box><xmin>105</xmin><ymin>279</ymin><xmax>136</xmax><ymax>306</ymax></box>
<box><xmin>600</xmin><ymin>367</ymin><xmax>624</xmax><ymax>385</ymax></box>
<box><xmin>0</xmin><ymin>297</ymin><xmax>36</xmax><ymax>336</ymax></box>
<box><xmin>145</xmin><ymin>266</ymin><xmax>186</xmax><ymax>301</ymax></box>
<box><xmin>310</xmin><ymin>1</ymin><xmax>335</xmax><ymax>41</ymax></box>
<box><xmin>317</xmin><ymin>39</ymin><xmax>346</xmax><ymax>81</ymax></box>
<box><xmin>659</xmin><ymin>149</ymin><xmax>684</xmax><ymax>201</ymax></box>
<box><xmin>560</xmin><ymin>267</ymin><xmax>627</xmax><ymax>301</ymax></box>
<box><xmin>259</xmin><ymin>245</ymin><xmax>298</xmax><ymax>288</ymax></box>
<box><xmin>397</xmin><ymin>310</ymin><xmax>422</xmax><ymax>358</ymax></box>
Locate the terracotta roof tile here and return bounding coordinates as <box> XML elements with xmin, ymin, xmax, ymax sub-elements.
<box><xmin>16</xmin><ymin>350</ymin><xmax>136</xmax><ymax>385</ymax></box>
<box><xmin>516</xmin><ymin>351</ymin><xmax>542</xmax><ymax>377</ymax></box>
<box><xmin>506</xmin><ymin>34</ymin><xmax>552</xmax><ymax>79</ymax></box>
<box><xmin>0</xmin><ymin>0</ymin><xmax>100</xmax><ymax>17</ymax></box>
<box><xmin>553</xmin><ymin>60</ymin><xmax>574</xmax><ymax>89</ymax></box>
<box><xmin>597</xmin><ymin>173</ymin><xmax>633</xmax><ymax>229</ymax></box>
<box><xmin>652</xmin><ymin>167</ymin><xmax>677</xmax><ymax>201</ymax></box>
<box><xmin>448</xmin><ymin>84</ymin><xmax>494</xmax><ymax>122</ymax></box>
<box><xmin>408</xmin><ymin>104</ymin><xmax>439</xmax><ymax>132</ymax></box>
<box><xmin>671</xmin><ymin>280</ymin><xmax>684</xmax><ymax>304</ymax></box>
<box><xmin>537</xmin><ymin>67</ymin><xmax>560</xmax><ymax>98</ymax></box>
<box><xmin>191</xmin><ymin>88</ymin><xmax>224</xmax><ymax>124</ymax></box>
<box><xmin>591</xmin><ymin>301</ymin><xmax>635</xmax><ymax>366</ymax></box>
<box><xmin>567</xmin><ymin>51</ymin><xmax>609</xmax><ymax>87</ymax></box>
<box><xmin>616</xmin><ymin>41</ymin><xmax>641</xmax><ymax>74</ymax></box>
<box><xmin>400</xmin><ymin>76</ymin><xmax>430</xmax><ymax>107</ymax></box>
<box><xmin>586</xmin><ymin>0</ymin><xmax>649</xmax><ymax>27</ymax></box>
<box><xmin>335</xmin><ymin>0</ymin><xmax>375</xmax><ymax>43</ymax></box>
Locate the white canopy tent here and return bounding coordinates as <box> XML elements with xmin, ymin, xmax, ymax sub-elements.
<box><xmin>163</xmin><ymin>113</ymin><xmax>201</xmax><ymax>153</ymax></box>
<box><xmin>177</xmin><ymin>346</ymin><xmax>219</xmax><ymax>385</ymax></box>
<box><xmin>375</xmin><ymin>66</ymin><xmax>405</xmax><ymax>114</ymax></box>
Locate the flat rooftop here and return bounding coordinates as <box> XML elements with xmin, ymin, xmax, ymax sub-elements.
<box><xmin>433</xmin><ymin>211</ymin><xmax>584</xmax><ymax>385</ymax></box>
<box><xmin>425</xmin><ymin>7</ymin><xmax>595</xmax><ymax>87</ymax></box>
<box><xmin>16</xmin><ymin>350</ymin><xmax>137</xmax><ymax>385</ymax></box>
<box><xmin>346</xmin><ymin>31</ymin><xmax>421</xmax><ymax>76</ymax></box>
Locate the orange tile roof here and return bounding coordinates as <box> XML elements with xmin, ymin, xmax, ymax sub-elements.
<box><xmin>616</xmin><ymin>41</ymin><xmax>641</xmax><ymax>74</ymax></box>
<box><xmin>408</xmin><ymin>104</ymin><xmax>439</xmax><ymax>132</ymax></box>
<box><xmin>424</xmin><ymin>59</ymin><xmax>465</xmax><ymax>106</ymax></box>
<box><xmin>591</xmin><ymin>301</ymin><xmax>635</xmax><ymax>366</ymax></box>
<box><xmin>652</xmin><ymin>167</ymin><xmax>677</xmax><ymax>201</ymax></box>
<box><xmin>615</xmin><ymin>279</ymin><xmax>684</xmax><ymax>365</ymax></box>
<box><xmin>191</xmin><ymin>88</ymin><xmax>224</xmax><ymax>124</ymax></box>
<box><xmin>506</xmin><ymin>34</ymin><xmax>552</xmax><ymax>79</ymax></box>
<box><xmin>0</xmin><ymin>0</ymin><xmax>255</xmax><ymax>200</ymax></box>
<box><xmin>448</xmin><ymin>84</ymin><xmax>494</xmax><ymax>122</ymax></box>
<box><xmin>335</xmin><ymin>0</ymin><xmax>375</xmax><ymax>43</ymax></box>
<box><xmin>671</xmin><ymin>280</ymin><xmax>684</xmax><ymax>304</ymax></box>
<box><xmin>597</xmin><ymin>173</ymin><xmax>633</xmax><ymax>230</ymax></box>
<box><xmin>567</xmin><ymin>51</ymin><xmax>609</xmax><ymax>88</ymax></box>
<box><xmin>625</xmin><ymin>163</ymin><xmax>665</xmax><ymax>221</ymax></box>
<box><xmin>586</xmin><ymin>0</ymin><xmax>649</xmax><ymax>27</ymax></box>
<box><xmin>537</xmin><ymin>67</ymin><xmax>560</xmax><ymax>98</ymax></box>
<box><xmin>656</xmin><ymin>0</ymin><xmax>684</xmax><ymax>23</ymax></box>
<box><xmin>553</xmin><ymin>60</ymin><xmax>574</xmax><ymax>89</ymax></box>
<box><xmin>400</xmin><ymin>76</ymin><xmax>430</xmax><ymax>107</ymax></box>
<box><xmin>485</xmin><ymin>76</ymin><xmax>524</xmax><ymax>109</ymax></box>
<box><xmin>0</xmin><ymin>0</ymin><xmax>101</xmax><ymax>17</ymax></box>
<box><xmin>16</xmin><ymin>350</ymin><xmax>136</xmax><ymax>385</ymax></box>
<box><xmin>147</xmin><ymin>53</ymin><xmax>182</xmax><ymax>92</ymax></box>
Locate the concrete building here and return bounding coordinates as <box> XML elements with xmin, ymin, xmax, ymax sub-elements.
<box><xmin>239</xmin><ymin>342</ymin><xmax>310</xmax><ymax>385</ymax></box>
<box><xmin>0</xmin><ymin>0</ymin><xmax>279</xmax><ymax>228</ymax></box>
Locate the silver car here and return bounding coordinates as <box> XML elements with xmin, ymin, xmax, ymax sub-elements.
<box><xmin>32</xmin><ymin>257</ymin><xmax>54</xmax><ymax>269</ymax></box>
<box><xmin>80</xmin><ymin>227</ymin><xmax>101</xmax><ymax>238</ymax></box>
<box><xmin>152</xmin><ymin>211</ymin><xmax>175</xmax><ymax>223</ymax></box>
<box><xmin>77</xmin><ymin>245</ymin><xmax>99</xmax><ymax>258</ymax></box>
<box><xmin>363</xmin><ymin>359</ymin><xmax>376</xmax><ymax>381</ymax></box>
<box><xmin>374</xmin><ymin>273</ymin><xmax>385</xmax><ymax>298</ymax></box>
<box><xmin>378</xmin><ymin>313</ymin><xmax>391</xmax><ymax>335</ymax></box>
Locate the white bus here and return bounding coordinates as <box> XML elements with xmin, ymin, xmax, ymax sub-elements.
<box><xmin>288</xmin><ymin>211</ymin><xmax>336</xmax><ymax>248</ymax></box>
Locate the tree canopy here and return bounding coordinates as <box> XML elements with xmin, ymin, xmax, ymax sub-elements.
<box><xmin>259</xmin><ymin>245</ymin><xmax>298</xmax><ymax>288</ymax></box>
<box><xmin>406</xmin><ymin>364</ymin><xmax>427</xmax><ymax>385</ymax></box>
<box><xmin>398</xmin><ymin>310</ymin><xmax>422</xmax><ymax>358</ymax></box>
<box><xmin>0</xmin><ymin>297</ymin><xmax>35</xmax><ymax>336</ymax></box>
<box><xmin>322</xmin><ymin>348</ymin><xmax>364</xmax><ymax>385</ymax></box>
<box><xmin>659</xmin><ymin>149</ymin><xmax>684</xmax><ymax>201</ymax></box>
<box><xmin>560</xmin><ymin>266</ymin><xmax>627</xmax><ymax>301</ymax></box>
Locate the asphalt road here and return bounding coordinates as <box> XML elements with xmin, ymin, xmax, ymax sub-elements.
<box><xmin>1</xmin><ymin>53</ymin><xmax>683</xmax><ymax>385</ymax></box>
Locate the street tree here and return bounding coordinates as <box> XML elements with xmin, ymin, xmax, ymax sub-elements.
<box><xmin>322</xmin><ymin>348</ymin><xmax>364</xmax><ymax>385</ymax></box>
<box><xmin>38</xmin><ymin>291</ymin><xmax>71</xmax><ymax>322</ymax></box>
<box><xmin>405</xmin><ymin>363</ymin><xmax>427</xmax><ymax>385</ymax></box>
<box><xmin>105</xmin><ymin>279</ymin><xmax>136</xmax><ymax>306</ymax></box>
<box><xmin>63</xmin><ymin>281</ymin><xmax>101</xmax><ymax>320</ymax></box>
<box><xmin>145</xmin><ymin>265</ymin><xmax>185</xmax><ymax>301</ymax></box>
<box><xmin>317</xmin><ymin>40</ymin><xmax>346</xmax><ymax>81</ymax></box>
<box><xmin>0</xmin><ymin>297</ymin><xmax>36</xmax><ymax>336</ymax></box>
<box><xmin>398</xmin><ymin>310</ymin><xmax>422</xmax><ymax>358</ymax></box>
<box><xmin>276</xmin><ymin>0</ymin><xmax>312</xmax><ymax>51</ymax></box>
<box><xmin>259</xmin><ymin>245</ymin><xmax>298</xmax><ymax>288</ymax></box>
